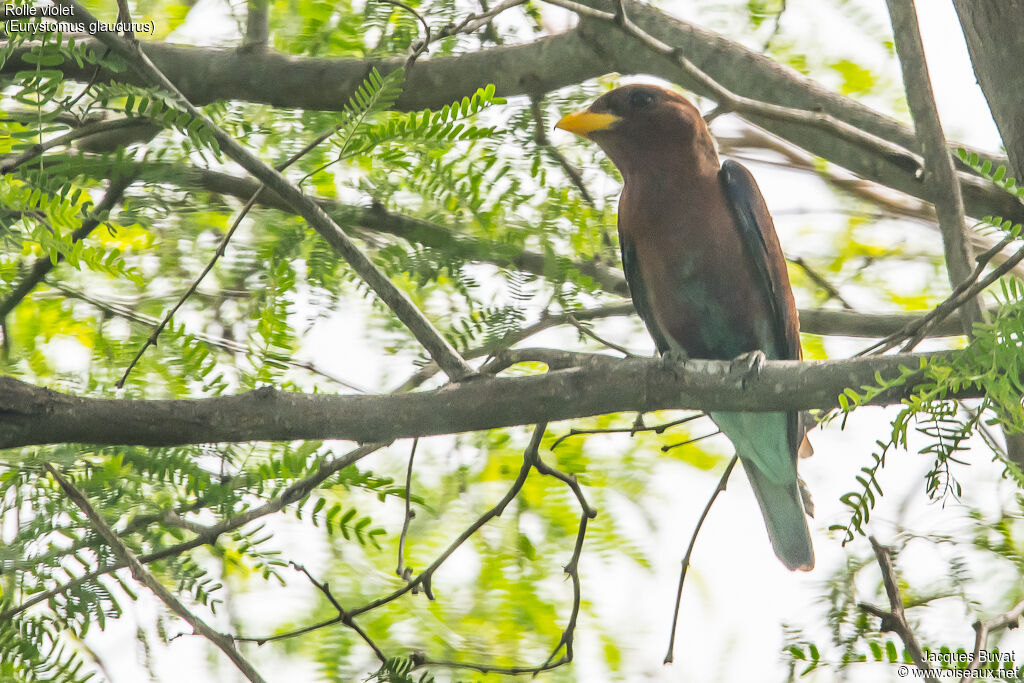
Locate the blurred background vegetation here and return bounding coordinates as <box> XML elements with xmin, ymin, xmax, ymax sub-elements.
<box><xmin>2</xmin><ymin>0</ymin><xmax>1024</xmax><ymax>681</ymax></box>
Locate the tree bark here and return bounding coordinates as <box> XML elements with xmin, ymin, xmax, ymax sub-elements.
<box><xmin>953</xmin><ymin>0</ymin><xmax>1024</xmax><ymax>180</ymax></box>
<box><xmin>0</xmin><ymin>350</ymin><xmax>966</xmax><ymax>449</ymax></box>
<box><xmin>952</xmin><ymin>0</ymin><xmax>1024</xmax><ymax>466</ymax></box>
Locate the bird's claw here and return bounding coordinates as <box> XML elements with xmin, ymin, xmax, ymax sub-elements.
<box><xmin>729</xmin><ymin>349</ymin><xmax>766</xmax><ymax>389</ymax></box>
<box><xmin>659</xmin><ymin>349</ymin><xmax>689</xmax><ymax>380</ymax></box>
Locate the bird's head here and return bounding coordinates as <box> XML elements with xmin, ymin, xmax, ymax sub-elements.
<box><xmin>555</xmin><ymin>84</ymin><xmax>718</xmax><ymax>181</ymax></box>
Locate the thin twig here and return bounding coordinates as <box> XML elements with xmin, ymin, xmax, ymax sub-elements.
<box><xmin>116</xmin><ymin>189</ymin><xmax>263</xmax><ymax>387</ymax></box>
<box><xmin>45</xmin><ymin>464</ymin><xmax>269</xmax><ymax>683</ymax></box>
<box><xmin>235</xmin><ymin>562</ymin><xmax>388</xmax><ymax>662</ymax></box>
<box><xmin>529</xmin><ymin>97</ymin><xmax>595</xmax><ymax>207</ymax></box>
<box><xmin>857</xmin><ymin>537</ymin><xmax>936</xmax><ymax>682</ymax></box>
<box><xmin>51</xmin><ymin>282</ymin><xmax>367</xmax><ymax>392</ymax></box>
<box><xmin>396</xmin><ymin>438</ymin><xmax>418</xmax><ymax>581</ymax></box>
<box><xmin>791</xmin><ymin>256</ymin><xmax>855</xmax><ymax>310</ymax></box>
<box><xmin>530</xmin><ymin>94</ymin><xmax>619</xmax><ymax>263</ymax></box>
<box><xmin>350</xmin><ymin>428</ymin><xmax>541</xmax><ymax>614</ymax></box>
<box><xmin>760</xmin><ymin>0</ymin><xmax>786</xmax><ymax>53</ymax></box>
<box><xmin>857</xmin><ymin>235</ymin><xmax>1021</xmax><ymax>356</ymax></box>
<box><xmin>661</xmin><ymin>430</ymin><xmax>721</xmax><ymax>452</ymax></box>
<box><xmin>116</xmin><ymin>116</ymin><xmax>362</xmax><ymax>387</ymax></box>
<box><xmin>664</xmin><ymin>455</ymin><xmax>738</xmax><ymax>663</ymax></box>
<box><xmin>566</xmin><ymin>314</ymin><xmax>638</xmax><ymax>357</ymax></box>
<box><xmin>549</xmin><ymin>412</ymin><xmax>704</xmax><ymax>451</ymax></box>
<box><xmin>237</xmin><ymin>426</ymin><xmax>549</xmax><ymax>651</ymax></box>
<box><xmin>531</xmin><ymin>424</ymin><xmax>592</xmax><ymax>669</ymax></box>
<box><xmin>422</xmin><ymin>425</ymin><xmax>594</xmax><ymax>675</ymax></box>
<box><xmin>61</xmin><ymin>47</ymin><xmax>110</xmax><ymax>112</ymax></box>
<box><xmin>533</xmin><ymin>429</ymin><xmax>597</xmax><ymax>520</ymax></box>
<box><xmin>435</xmin><ymin>0</ymin><xmax>527</xmax><ymax>41</ymax></box>
<box><xmin>376</xmin><ymin>0</ymin><xmax>432</xmax><ymax>67</ymax></box>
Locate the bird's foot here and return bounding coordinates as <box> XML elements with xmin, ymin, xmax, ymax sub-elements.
<box><xmin>659</xmin><ymin>349</ymin><xmax>689</xmax><ymax>380</ymax></box>
<box><xmin>728</xmin><ymin>349</ymin><xmax>766</xmax><ymax>389</ymax></box>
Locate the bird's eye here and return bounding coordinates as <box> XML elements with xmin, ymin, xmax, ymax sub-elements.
<box><xmin>629</xmin><ymin>90</ymin><xmax>655</xmax><ymax>110</ymax></box>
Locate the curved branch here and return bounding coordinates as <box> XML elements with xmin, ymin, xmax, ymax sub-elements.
<box><xmin>0</xmin><ymin>117</ymin><xmax>154</xmax><ymax>173</ymax></box>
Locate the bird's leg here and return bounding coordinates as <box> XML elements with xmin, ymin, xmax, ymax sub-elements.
<box><xmin>728</xmin><ymin>349</ymin><xmax>766</xmax><ymax>389</ymax></box>
<box><xmin>659</xmin><ymin>348</ymin><xmax>689</xmax><ymax>380</ymax></box>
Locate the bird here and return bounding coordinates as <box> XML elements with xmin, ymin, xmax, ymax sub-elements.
<box><xmin>556</xmin><ymin>83</ymin><xmax>814</xmax><ymax>571</ymax></box>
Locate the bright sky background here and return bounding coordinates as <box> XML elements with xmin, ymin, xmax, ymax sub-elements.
<box><xmin>75</xmin><ymin>1</ymin><xmax>1023</xmax><ymax>681</ymax></box>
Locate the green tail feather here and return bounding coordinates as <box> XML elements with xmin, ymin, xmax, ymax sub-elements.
<box><xmin>710</xmin><ymin>411</ymin><xmax>814</xmax><ymax>571</ymax></box>
<box><xmin>740</xmin><ymin>457</ymin><xmax>814</xmax><ymax>571</ymax></box>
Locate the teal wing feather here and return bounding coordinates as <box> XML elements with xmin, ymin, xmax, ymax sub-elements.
<box><xmin>716</xmin><ymin>160</ymin><xmax>814</xmax><ymax>571</ymax></box>
<box><xmin>717</xmin><ymin>159</ymin><xmax>801</xmax><ymax>362</ymax></box>
<box><xmin>718</xmin><ymin>159</ymin><xmax>805</xmax><ymax>454</ymax></box>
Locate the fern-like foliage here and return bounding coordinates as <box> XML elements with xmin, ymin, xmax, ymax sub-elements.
<box><xmin>958</xmin><ymin>149</ymin><xmax>1024</xmax><ymax>202</ymax></box>
<box><xmin>831</xmin><ymin>153</ymin><xmax>1024</xmax><ymax>544</ymax></box>
<box><xmin>369</xmin><ymin>657</ymin><xmax>435</xmax><ymax>683</ymax></box>
<box><xmin>330</xmin><ymin>67</ymin><xmax>406</xmax><ymax>159</ymax></box>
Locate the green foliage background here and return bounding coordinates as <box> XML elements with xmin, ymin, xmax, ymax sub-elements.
<box><xmin>2</xmin><ymin>0</ymin><xmax>1024</xmax><ymax>681</ymax></box>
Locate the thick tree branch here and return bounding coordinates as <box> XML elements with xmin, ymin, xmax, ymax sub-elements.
<box><xmin>243</xmin><ymin>0</ymin><xmax>269</xmax><ymax>50</ymax></box>
<box><xmin>0</xmin><ymin>350</ymin><xmax>973</xmax><ymax>449</ymax></box>
<box><xmin>952</xmin><ymin>0</ymin><xmax>1024</xmax><ymax>181</ymax></box>
<box><xmin>886</xmin><ymin>0</ymin><xmax>981</xmax><ymax>331</ymax></box>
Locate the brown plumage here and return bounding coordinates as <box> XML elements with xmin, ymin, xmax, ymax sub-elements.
<box><xmin>557</xmin><ymin>84</ymin><xmax>814</xmax><ymax>570</ymax></box>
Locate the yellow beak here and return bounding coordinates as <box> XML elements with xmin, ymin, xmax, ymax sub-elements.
<box><xmin>554</xmin><ymin>110</ymin><xmax>622</xmax><ymax>137</ymax></box>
